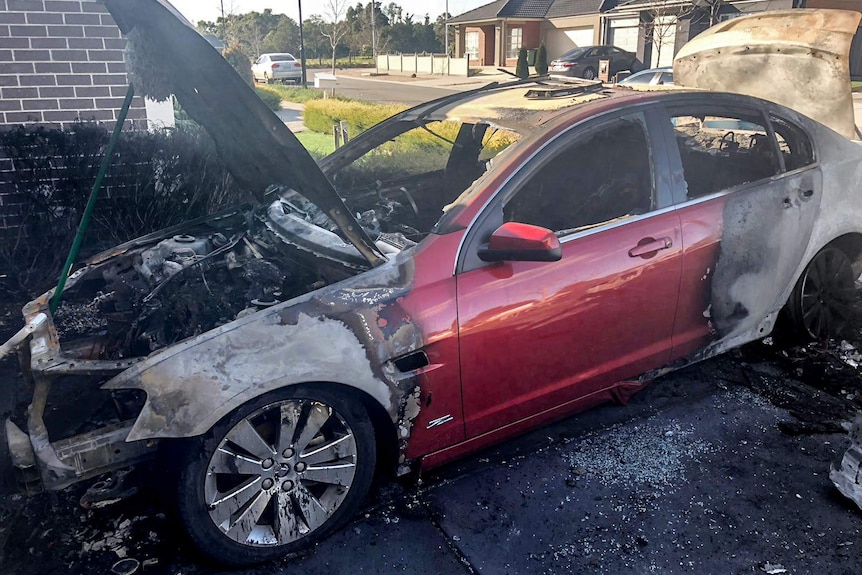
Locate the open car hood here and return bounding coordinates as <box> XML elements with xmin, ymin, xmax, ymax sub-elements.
<box><xmin>674</xmin><ymin>9</ymin><xmax>862</xmax><ymax>140</ymax></box>
<box><xmin>103</xmin><ymin>0</ymin><xmax>385</xmax><ymax>266</ymax></box>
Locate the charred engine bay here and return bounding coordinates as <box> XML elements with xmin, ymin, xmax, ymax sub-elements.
<box><xmin>52</xmin><ymin>190</ymin><xmax>416</xmax><ymax>360</ymax></box>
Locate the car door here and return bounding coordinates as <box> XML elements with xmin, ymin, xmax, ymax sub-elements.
<box><xmin>658</xmin><ymin>97</ymin><xmax>823</xmax><ymax>361</ymax></box>
<box><xmin>456</xmin><ymin>108</ymin><xmax>683</xmax><ymax>438</ymax></box>
<box><xmin>607</xmin><ymin>46</ymin><xmax>629</xmax><ymax>74</ymax></box>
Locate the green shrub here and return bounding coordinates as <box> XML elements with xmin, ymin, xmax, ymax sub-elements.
<box><xmin>535</xmin><ymin>45</ymin><xmax>548</xmax><ymax>75</ymax></box>
<box><xmin>515</xmin><ymin>47</ymin><xmax>529</xmax><ymax>79</ymax></box>
<box><xmin>255</xmin><ymin>86</ymin><xmax>283</xmax><ymax>111</ymax></box>
<box><xmin>223</xmin><ymin>44</ymin><xmax>253</xmax><ymax>86</ymax></box>
<box><xmin>303</xmin><ymin>99</ymin><xmax>407</xmax><ymax>136</ymax></box>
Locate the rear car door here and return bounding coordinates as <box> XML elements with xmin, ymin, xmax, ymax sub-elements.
<box><xmin>658</xmin><ymin>97</ymin><xmax>822</xmax><ymax>361</ymax></box>
<box><xmin>456</xmin><ymin>107</ymin><xmax>683</xmax><ymax>437</ymax></box>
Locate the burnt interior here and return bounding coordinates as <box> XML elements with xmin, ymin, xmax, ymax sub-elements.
<box><xmin>670</xmin><ymin>114</ymin><xmax>779</xmax><ymax>199</ymax></box>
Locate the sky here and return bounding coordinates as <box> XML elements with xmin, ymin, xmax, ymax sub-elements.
<box><xmin>168</xmin><ymin>0</ymin><xmax>488</xmax><ymax>26</ymax></box>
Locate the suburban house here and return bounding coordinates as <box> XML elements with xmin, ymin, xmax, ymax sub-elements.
<box><xmin>450</xmin><ymin>0</ymin><xmax>603</xmax><ymax>67</ymax></box>
<box><xmin>451</xmin><ymin>0</ymin><xmax>862</xmax><ymax>74</ymax></box>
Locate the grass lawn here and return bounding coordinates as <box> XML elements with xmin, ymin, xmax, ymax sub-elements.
<box><xmin>853</xmin><ymin>80</ymin><xmax>862</xmax><ymax>91</ymax></box>
<box><xmin>296</xmin><ymin>130</ymin><xmax>335</xmax><ymax>157</ymax></box>
<box><xmin>261</xmin><ymin>85</ymin><xmax>326</xmax><ymax>103</ymax></box>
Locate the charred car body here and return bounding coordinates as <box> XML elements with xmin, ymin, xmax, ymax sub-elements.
<box><xmin>3</xmin><ymin>3</ymin><xmax>862</xmax><ymax>565</ymax></box>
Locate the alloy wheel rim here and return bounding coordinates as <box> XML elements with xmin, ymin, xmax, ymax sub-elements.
<box><xmin>204</xmin><ymin>399</ymin><xmax>358</xmax><ymax>547</ymax></box>
<box><xmin>800</xmin><ymin>248</ymin><xmax>856</xmax><ymax>340</ymax></box>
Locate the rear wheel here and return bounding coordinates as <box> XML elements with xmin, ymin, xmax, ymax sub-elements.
<box><xmin>175</xmin><ymin>385</ymin><xmax>376</xmax><ymax>566</ymax></box>
<box><xmin>582</xmin><ymin>67</ymin><xmax>596</xmax><ymax>80</ymax></box>
<box><xmin>785</xmin><ymin>246</ymin><xmax>857</xmax><ymax>341</ymax></box>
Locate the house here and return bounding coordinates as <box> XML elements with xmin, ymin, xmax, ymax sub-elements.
<box><xmin>450</xmin><ymin>0</ymin><xmax>858</xmax><ymax>71</ymax></box>
<box><xmin>450</xmin><ymin>0</ymin><xmax>603</xmax><ymax>67</ymax></box>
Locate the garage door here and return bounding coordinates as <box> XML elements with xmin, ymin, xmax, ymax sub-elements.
<box><xmin>608</xmin><ymin>18</ymin><xmax>639</xmax><ymax>54</ymax></box>
<box><xmin>651</xmin><ymin>16</ymin><xmax>676</xmax><ymax>67</ymax></box>
<box><xmin>546</xmin><ymin>26</ymin><xmax>594</xmax><ymax>60</ymax></box>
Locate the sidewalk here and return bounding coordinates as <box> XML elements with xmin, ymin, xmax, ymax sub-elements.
<box><xmin>276</xmin><ymin>100</ymin><xmax>306</xmax><ymax>132</ymax></box>
<box><xmin>326</xmin><ymin>66</ymin><xmax>514</xmax><ymax>91</ymax></box>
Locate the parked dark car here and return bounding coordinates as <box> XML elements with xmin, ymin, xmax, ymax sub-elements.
<box><xmin>549</xmin><ymin>45</ymin><xmax>639</xmax><ymax>79</ymax></box>
<box><xmin>3</xmin><ymin>3</ymin><xmax>862</xmax><ymax>567</ymax></box>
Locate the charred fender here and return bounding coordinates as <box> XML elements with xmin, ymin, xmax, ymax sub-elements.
<box><xmin>103</xmin><ymin>253</ymin><xmax>424</xmax><ymax>452</ymax></box>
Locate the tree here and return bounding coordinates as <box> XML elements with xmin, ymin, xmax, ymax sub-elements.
<box><xmin>515</xmin><ymin>47</ymin><xmax>529</xmax><ymax>79</ymax></box>
<box><xmin>535</xmin><ymin>44</ymin><xmax>548</xmax><ymax>75</ymax></box>
<box><xmin>320</xmin><ymin>0</ymin><xmax>351</xmax><ymax>72</ymax></box>
<box><xmin>222</xmin><ymin>43</ymin><xmax>253</xmax><ymax>85</ymax></box>
<box><xmin>302</xmin><ymin>16</ymin><xmax>332</xmax><ymax>63</ymax></box>
<box><xmin>641</xmin><ymin>0</ymin><xmax>729</xmax><ymax>68</ymax></box>
<box><xmin>433</xmin><ymin>12</ymin><xmax>451</xmax><ymax>55</ymax></box>
<box><xmin>262</xmin><ymin>17</ymin><xmax>300</xmax><ymax>54</ymax></box>
<box><xmin>346</xmin><ymin>2</ymin><xmax>389</xmax><ymax>56</ymax></box>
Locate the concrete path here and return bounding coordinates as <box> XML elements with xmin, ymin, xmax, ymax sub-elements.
<box><xmin>276</xmin><ymin>101</ymin><xmax>305</xmax><ymax>133</ymax></box>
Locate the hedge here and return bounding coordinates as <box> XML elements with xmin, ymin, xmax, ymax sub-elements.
<box><xmin>255</xmin><ymin>86</ymin><xmax>283</xmax><ymax>111</ymax></box>
<box><xmin>303</xmin><ymin>99</ymin><xmax>407</xmax><ymax>136</ymax></box>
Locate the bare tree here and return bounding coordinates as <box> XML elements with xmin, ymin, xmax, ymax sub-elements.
<box><xmin>320</xmin><ymin>0</ymin><xmax>349</xmax><ymax>73</ymax></box>
<box><xmin>642</xmin><ymin>0</ymin><xmax>697</xmax><ymax>68</ymax></box>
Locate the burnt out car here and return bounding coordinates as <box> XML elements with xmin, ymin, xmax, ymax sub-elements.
<box><xmin>4</xmin><ymin>3</ymin><xmax>862</xmax><ymax>566</ymax></box>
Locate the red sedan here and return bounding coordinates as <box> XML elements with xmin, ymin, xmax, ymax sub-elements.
<box><xmin>5</xmin><ymin>3</ymin><xmax>861</xmax><ymax>565</ymax></box>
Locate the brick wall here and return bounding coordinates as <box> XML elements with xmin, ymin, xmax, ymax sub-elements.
<box><xmin>0</xmin><ymin>0</ymin><xmax>147</xmax><ymax>130</ymax></box>
<box><xmin>0</xmin><ymin>0</ymin><xmax>149</xmax><ymax>234</ymax></box>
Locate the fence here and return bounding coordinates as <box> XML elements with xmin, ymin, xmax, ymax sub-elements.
<box><xmin>375</xmin><ymin>54</ymin><xmax>471</xmax><ymax>76</ymax></box>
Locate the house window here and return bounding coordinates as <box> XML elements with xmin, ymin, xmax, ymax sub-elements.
<box><xmin>506</xmin><ymin>27</ymin><xmax>523</xmax><ymax>60</ymax></box>
<box><xmin>465</xmin><ymin>31</ymin><xmax>479</xmax><ymax>59</ymax></box>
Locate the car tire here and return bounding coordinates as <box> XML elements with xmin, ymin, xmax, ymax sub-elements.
<box><xmin>175</xmin><ymin>384</ymin><xmax>376</xmax><ymax>566</ymax></box>
<box><xmin>582</xmin><ymin>67</ymin><xmax>596</xmax><ymax>80</ymax></box>
<box><xmin>264</xmin><ymin>73</ymin><xmax>272</xmax><ymax>85</ymax></box>
<box><xmin>783</xmin><ymin>246</ymin><xmax>856</xmax><ymax>341</ymax></box>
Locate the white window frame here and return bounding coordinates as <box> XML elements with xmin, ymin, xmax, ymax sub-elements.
<box><xmin>465</xmin><ymin>31</ymin><xmax>480</xmax><ymax>59</ymax></box>
<box><xmin>506</xmin><ymin>27</ymin><xmax>523</xmax><ymax>60</ymax></box>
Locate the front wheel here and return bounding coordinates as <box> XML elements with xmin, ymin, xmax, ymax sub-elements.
<box><xmin>784</xmin><ymin>246</ymin><xmax>857</xmax><ymax>341</ymax></box>
<box><xmin>175</xmin><ymin>385</ymin><xmax>376</xmax><ymax>566</ymax></box>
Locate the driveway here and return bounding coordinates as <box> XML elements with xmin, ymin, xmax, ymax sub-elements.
<box><xmin>1</xmin><ymin>325</ymin><xmax>860</xmax><ymax>574</ymax></box>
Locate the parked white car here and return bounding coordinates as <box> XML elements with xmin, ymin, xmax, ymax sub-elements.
<box><xmin>252</xmin><ymin>53</ymin><xmax>302</xmax><ymax>84</ymax></box>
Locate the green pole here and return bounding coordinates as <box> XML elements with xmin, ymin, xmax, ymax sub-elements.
<box><xmin>50</xmin><ymin>84</ymin><xmax>136</xmax><ymax>314</ymax></box>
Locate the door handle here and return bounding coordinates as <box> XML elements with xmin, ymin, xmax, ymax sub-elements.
<box><xmin>628</xmin><ymin>237</ymin><xmax>673</xmax><ymax>258</ymax></box>
<box><xmin>799</xmin><ymin>189</ymin><xmax>815</xmax><ymax>201</ymax></box>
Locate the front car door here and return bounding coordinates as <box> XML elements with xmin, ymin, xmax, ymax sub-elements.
<box><xmin>658</xmin><ymin>95</ymin><xmax>823</xmax><ymax>362</ymax></box>
<box><xmin>456</xmin><ymin>107</ymin><xmax>683</xmax><ymax>437</ymax></box>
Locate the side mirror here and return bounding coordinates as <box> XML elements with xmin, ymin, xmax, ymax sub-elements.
<box><xmin>478</xmin><ymin>222</ymin><xmax>562</xmax><ymax>263</ymax></box>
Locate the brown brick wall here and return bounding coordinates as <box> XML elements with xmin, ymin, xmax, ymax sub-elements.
<box><xmin>0</xmin><ymin>0</ymin><xmax>148</xmax><ymax>233</ymax></box>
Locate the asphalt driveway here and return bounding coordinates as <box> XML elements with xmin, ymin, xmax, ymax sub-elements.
<box><xmin>1</xmin><ymin>332</ymin><xmax>860</xmax><ymax>575</ymax></box>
